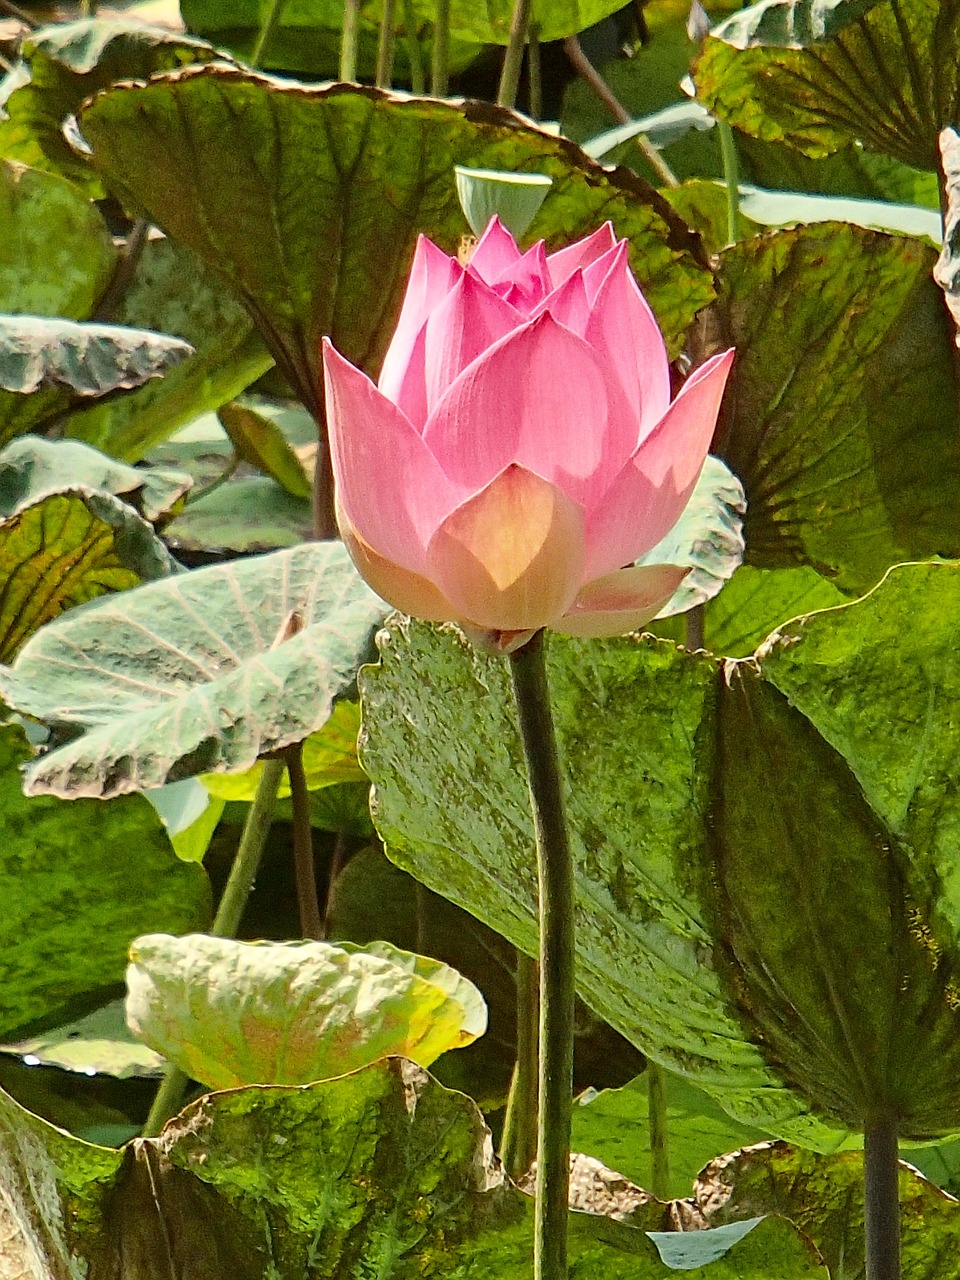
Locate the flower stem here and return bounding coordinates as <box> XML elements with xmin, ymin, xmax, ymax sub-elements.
<box><xmin>376</xmin><ymin>0</ymin><xmax>397</xmax><ymax>87</ymax></box>
<box><xmin>647</xmin><ymin>1063</ymin><xmax>670</xmax><ymax>1199</ymax></box>
<box><xmin>500</xmin><ymin>950</ymin><xmax>539</xmax><ymax>1179</ymax></box>
<box><xmin>340</xmin><ymin>0</ymin><xmax>361</xmax><ymax>81</ymax></box>
<box><xmin>403</xmin><ymin>0</ymin><xmax>426</xmax><ymax>93</ymax></box>
<box><xmin>497</xmin><ymin>0</ymin><xmax>532</xmax><ymax>110</ymax></box>
<box><xmin>250</xmin><ymin>0</ymin><xmax>286</xmax><ymax>68</ymax></box>
<box><xmin>141</xmin><ymin>758</ymin><xmax>285</xmax><ymax>1138</ymax></box>
<box><xmin>864</xmin><ymin>1115</ymin><xmax>901</xmax><ymax>1280</ymax></box>
<box><xmin>717</xmin><ymin>120</ymin><xmax>742</xmax><ymax>245</ymax></box>
<box><xmin>431</xmin><ymin>0</ymin><xmax>450</xmax><ymax>95</ymax></box>
<box><xmin>527</xmin><ymin>23</ymin><xmax>542</xmax><ymax>119</ymax></box>
<box><xmin>285</xmin><ymin>744</ymin><xmax>322</xmax><ymax>939</ymax></box>
<box><xmin>508</xmin><ymin>631</ymin><xmax>574</xmax><ymax>1280</ymax></box>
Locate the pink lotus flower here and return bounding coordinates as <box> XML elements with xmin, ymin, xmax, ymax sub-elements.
<box><xmin>323</xmin><ymin>217</ymin><xmax>733</xmax><ymax>651</ymax></box>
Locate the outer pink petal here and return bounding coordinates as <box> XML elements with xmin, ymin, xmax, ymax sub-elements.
<box><xmin>583</xmin><ymin>349</ymin><xmax>735</xmax><ymax>579</ymax></box>
<box><xmin>555</xmin><ymin>563</ymin><xmax>689</xmax><ymax>638</ymax></box>
<box><xmin>533</xmin><ymin>268</ymin><xmax>592</xmax><ymax>337</ymax></box>
<box><xmin>467</xmin><ymin>216</ymin><xmax>522</xmax><ymax>284</ymax></box>
<box><xmin>337</xmin><ymin>501</ymin><xmax>456</xmax><ymax>622</ymax></box>
<box><xmin>422</xmin><ymin>272</ymin><xmax>522</xmax><ymax>415</ymax></box>
<box><xmin>425</xmin><ymin>464</ymin><xmax>585</xmax><ymax>631</ymax></box>
<box><xmin>583</xmin><ymin>241</ymin><xmax>671</xmax><ymax>436</ymax></box>
<box><xmin>422</xmin><ymin>313</ymin><xmax>609</xmax><ymax>504</ymax></box>
<box><xmin>378</xmin><ymin>236</ymin><xmax>461</xmax><ymax>411</ymax></box>
<box><xmin>546</xmin><ymin>222</ymin><xmax>617</xmax><ymax>290</ymax></box>
<box><xmin>323</xmin><ymin>339</ymin><xmax>464</xmax><ymax>572</ymax></box>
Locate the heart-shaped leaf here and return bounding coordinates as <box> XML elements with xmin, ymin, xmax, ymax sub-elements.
<box><xmin>78</xmin><ymin>67</ymin><xmax>713</xmax><ymax>416</ymax></box>
<box><xmin>0</xmin><ymin>722</ymin><xmax>208</xmax><ymax>1041</ymax></box>
<box><xmin>0</xmin><ymin>541</ymin><xmax>386</xmax><ymax>797</ymax></box>
<box><xmin>693</xmin><ymin>0</ymin><xmax>958</xmax><ymax>170</ymax></box>
<box><xmin>0</xmin><ymin>1059</ymin><xmax>829</xmax><ymax>1277</ymax></box>
<box><xmin>125</xmin><ymin>933</ymin><xmax>487</xmax><ymax>1087</ymax></box>
<box><xmin>709</xmin><ymin>224</ymin><xmax>960</xmax><ymax>593</ymax></box>
<box><xmin>0</xmin><ymin>315</ymin><xmax>193</xmax><ymax>396</ymax></box>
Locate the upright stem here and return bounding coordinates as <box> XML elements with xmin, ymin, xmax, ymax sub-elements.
<box><xmin>376</xmin><ymin>0</ymin><xmax>397</xmax><ymax>87</ymax></box>
<box><xmin>508</xmin><ymin>631</ymin><xmax>574</xmax><ymax>1280</ymax></box>
<box><xmin>497</xmin><ymin>0</ymin><xmax>532</xmax><ymax>110</ymax></box>
<box><xmin>864</xmin><ymin>1116</ymin><xmax>901</xmax><ymax>1280</ymax></box>
<box><xmin>500</xmin><ymin>951</ymin><xmax>539</xmax><ymax>1179</ymax></box>
<box><xmin>403</xmin><ymin>0</ymin><xmax>426</xmax><ymax>93</ymax></box>
<box><xmin>142</xmin><ymin>759</ymin><xmax>286</xmax><ymax>1137</ymax></box>
<box><xmin>250</xmin><ymin>0</ymin><xmax>286</xmax><ymax>68</ymax></box>
<box><xmin>285</xmin><ymin>744</ymin><xmax>322</xmax><ymax>939</ymax></box>
<box><xmin>527</xmin><ymin>22</ymin><xmax>542</xmax><ymax>119</ymax></box>
<box><xmin>647</xmin><ymin>1064</ymin><xmax>670</xmax><ymax>1200</ymax></box>
<box><xmin>718</xmin><ymin>120</ymin><xmax>742</xmax><ymax>245</ymax></box>
<box><xmin>431</xmin><ymin>0</ymin><xmax>450</xmax><ymax>95</ymax></box>
<box><xmin>340</xmin><ymin>0</ymin><xmax>361</xmax><ymax>81</ymax></box>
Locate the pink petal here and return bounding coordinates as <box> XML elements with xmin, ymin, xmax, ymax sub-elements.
<box><xmin>583</xmin><ymin>241</ymin><xmax>671</xmax><ymax>437</ymax></box>
<box><xmin>489</xmin><ymin>239</ymin><xmax>551</xmax><ymax>312</ymax></box>
<box><xmin>533</xmin><ymin>268</ymin><xmax>592</xmax><ymax>337</ymax></box>
<box><xmin>467</xmin><ymin>216</ymin><xmax>522</xmax><ymax>285</ymax></box>
<box><xmin>422</xmin><ymin>272</ymin><xmax>522</xmax><ymax>416</ymax></box>
<box><xmin>555</xmin><ymin>563</ymin><xmax>689</xmax><ymax>638</ymax></box>
<box><xmin>547</xmin><ymin>223</ymin><xmax>618</xmax><ymax>290</ymax></box>
<box><xmin>425</xmin><ymin>465</ymin><xmax>585</xmax><ymax>631</ymax></box>
<box><xmin>422</xmin><ymin>313</ymin><xmax>611</xmax><ymax>504</ymax></box>
<box><xmin>583</xmin><ymin>349</ymin><xmax>735</xmax><ymax>579</ymax></box>
<box><xmin>323</xmin><ymin>339</ymin><xmax>464</xmax><ymax>571</ymax></box>
<box><xmin>338</xmin><ymin>505</ymin><xmax>456</xmax><ymax>622</ymax></box>
<box><xmin>378</xmin><ymin>236</ymin><xmax>461</xmax><ymax>412</ymax></box>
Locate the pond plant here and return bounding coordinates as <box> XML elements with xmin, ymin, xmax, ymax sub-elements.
<box><xmin>1</xmin><ymin>2</ymin><xmax>960</xmax><ymax>1279</ymax></box>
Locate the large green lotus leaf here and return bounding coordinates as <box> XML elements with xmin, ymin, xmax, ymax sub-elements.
<box><xmin>651</xmin><ymin>565</ymin><xmax>847</xmax><ymax>658</ymax></box>
<box><xmin>0</xmin><ymin>723</ymin><xmax>209</xmax><ymax>1041</ymax></box>
<box><xmin>78</xmin><ymin>67</ymin><xmax>713</xmax><ymax>415</ymax></box>
<box><xmin>0</xmin><ymin>541</ymin><xmax>386</xmax><ymax>797</ymax></box>
<box><xmin>572</xmin><ymin>1071</ymin><xmax>770</xmax><ymax>1200</ymax></box>
<box><xmin>359</xmin><ymin>619</ymin><xmax>851</xmax><ymax>1148</ymax></box>
<box><xmin>0</xmin><ymin>159</ymin><xmax>115</xmax><ymax>317</ymax></box>
<box><xmin>0</xmin><ymin>315</ymin><xmax>193</xmax><ymax>397</ymax></box>
<box><xmin>125</xmin><ymin>933</ymin><xmax>487</xmax><ymax>1087</ymax></box>
<box><xmin>710</xmin><ymin>224</ymin><xmax>960</xmax><ymax>593</ymax></box>
<box><xmin>0</xmin><ymin>435</ymin><xmax>192</xmax><ymax>524</ymax></box>
<box><xmin>64</xmin><ymin>237</ymin><xmax>274</xmax><ymax>462</ymax></box>
<box><xmin>0</xmin><ymin>487</ymin><xmax>177</xmax><ymax>662</ymax></box>
<box><xmin>696</xmin><ymin>1141</ymin><xmax>960</xmax><ymax>1279</ymax></box>
<box><xmin>693</xmin><ymin>0</ymin><xmax>959</xmax><ymax>169</ymax></box>
<box><xmin>0</xmin><ymin>1060</ymin><xmax>828</xmax><ymax>1278</ymax></box>
<box><xmin>0</xmin><ymin>18</ymin><xmax>226</xmax><ymax>193</ymax></box>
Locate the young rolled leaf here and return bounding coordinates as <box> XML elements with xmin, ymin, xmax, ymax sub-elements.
<box><xmin>0</xmin><ymin>723</ymin><xmax>208</xmax><ymax>1041</ymax></box>
<box><xmin>0</xmin><ymin>542</ymin><xmax>386</xmax><ymax>797</ymax></box>
<box><xmin>0</xmin><ymin>315</ymin><xmax>193</xmax><ymax>397</ymax></box>
<box><xmin>125</xmin><ymin>933</ymin><xmax>487</xmax><ymax>1087</ymax></box>
<box><xmin>693</xmin><ymin>0</ymin><xmax>959</xmax><ymax>169</ymax></box>
<box><xmin>78</xmin><ymin>67</ymin><xmax>712</xmax><ymax>417</ymax></box>
<box><xmin>218</xmin><ymin>399</ymin><xmax>312</xmax><ymax>498</ymax></box>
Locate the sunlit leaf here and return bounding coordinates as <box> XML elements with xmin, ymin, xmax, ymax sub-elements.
<box><xmin>0</xmin><ymin>1001</ymin><xmax>164</xmax><ymax>1079</ymax></box>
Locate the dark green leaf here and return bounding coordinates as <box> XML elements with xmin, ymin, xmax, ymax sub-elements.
<box><xmin>0</xmin><ymin>542</ymin><xmax>386</xmax><ymax>797</ymax></box>
<box><xmin>0</xmin><ymin>487</ymin><xmax>177</xmax><ymax>662</ymax></box>
<box><xmin>0</xmin><ymin>18</ymin><xmax>226</xmax><ymax>193</ymax></box>
<box><xmin>125</xmin><ymin>933</ymin><xmax>487</xmax><ymax>1086</ymax></box>
<box><xmin>696</xmin><ymin>1141</ymin><xmax>960</xmax><ymax>1279</ymax></box>
<box><xmin>0</xmin><ymin>722</ymin><xmax>209</xmax><ymax>1040</ymax></box>
<box><xmin>711</xmin><ymin>224</ymin><xmax>960</xmax><ymax>592</ymax></box>
<box><xmin>63</xmin><ymin>237</ymin><xmax>274</xmax><ymax>462</ymax></box>
<box><xmin>694</xmin><ymin>0</ymin><xmax>959</xmax><ymax>169</ymax></box>
<box><xmin>79</xmin><ymin>68</ymin><xmax>712</xmax><ymax>414</ymax></box>
<box><xmin>0</xmin><ymin>1059</ymin><xmax>829</xmax><ymax>1277</ymax></box>
<box><xmin>0</xmin><ymin>315</ymin><xmax>193</xmax><ymax>396</ymax></box>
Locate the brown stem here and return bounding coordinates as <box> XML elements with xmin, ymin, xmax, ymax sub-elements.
<box><xmin>285</xmin><ymin>743</ymin><xmax>323</xmax><ymax>939</ymax></box>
